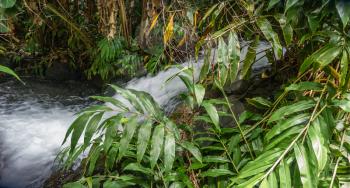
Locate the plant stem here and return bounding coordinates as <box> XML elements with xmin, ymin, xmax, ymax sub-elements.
<box><xmin>219</xmin><ymin>87</ymin><xmax>255</xmax><ymax>159</ymax></box>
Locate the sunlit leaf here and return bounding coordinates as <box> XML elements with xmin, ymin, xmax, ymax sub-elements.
<box><xmin>137</xmin><ymin>120</ymin><xmax>152</xmax><ymax>162</ymax></box>
<box><xmin>278</xmin><ymin>160</ymin><xmax>291</xmax><ymax>188</ymax></box>
<box><xmin>294</xmin><ymin>143</ymin><xmax>318</xmax><ymax>188</ymax></box>
<box><xmin>164</xmin><ymin>131</ymin><xmax>175</xmax><ymax>172</ymax></box>
<box><xmin>336</xmin><ymin>0</ymin><xmax>350</xmax><ymax>28</ymax></box>
<box><xmin>257</xmin><ymin>18</ymin><xmax>282</xmax><ymax>59</ymax></box>
<box><xmin>268</xmin><ymin>100</ymin><xmax>315</xmax><ymax>123</ymax></box>
<box><xmin>164</xmin><ymin>14</ymin><xmax>175</xmax><ymax>44</ymax></box>
<box><xmin>150</xmin><ymin>123</ymin><xmax>164</xmax><ymax>168</ymax></box>
<box><xmin>242</xmin><ymin>36</ymin><xmax>258</xmax><ymax>78</ymax></box>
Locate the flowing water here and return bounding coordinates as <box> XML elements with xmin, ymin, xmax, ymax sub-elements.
<box><xmin>0</xmin><ymin>61</ymin><xmax>202</xmax><ymax>188</ymax></box>
<box><xmin>0</xmin><ymin>42</ymin><xmax>272</xmax><ymax>188</ymax></box>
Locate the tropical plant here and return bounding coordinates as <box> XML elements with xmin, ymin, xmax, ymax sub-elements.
<box><xmin>56</xmin><ymin>0</ymin><xmax>350</xmax><ymax>187</ymax></box>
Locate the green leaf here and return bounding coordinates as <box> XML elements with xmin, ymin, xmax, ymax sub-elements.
<box><xmin>84</xmin><ymin>112</ymin><xmax>103</xmax><ymax>148</ymax></box>
<box><xmin>257</xmin><ymin>18</ymin><xmax>282</xmax><ymax>59</ymax></box>
<box><xmin>285</xmin><ymin>0</ymin><xmax>298</xmax><ymax>13</ymax></box>
<box><xmin>275</xmin><ymin>15</ymin><xmax>293</xmax><ymax>46</ymax></box>
<box><xmin>242</xmin><ymin>36</ymin><xmax>259</xmax><ymax>78</ymax></box>
<box><xmin>228</xmin><ymin>32</ymin><xmax>240</xmax><ymax>82</ymax></box>
<box><xmin>150</xmin><ymin>123</ymin><xmax>165</xmax><ymax>169</ymax></box>
<box><xmin>260</xmin><ymin>172</ymin><xmax>277</xmax><ymax>188</ymax></box>
<box><xmin>294</xmin><ymin>143</ymin><xmax>318</xmax><ymax>188</ymax></box>
<box><xmin>336</xmin><ymin>0</ymin><xmax>350</xmax><ymax>28</ymax></box>
<box><xmin>333</xmin><ymin>99</ymin><xmax>350</xmax><ymax>112</ymax></box>
<box><xmin>164</xmin><ymin>131</ymin><xmax>176</xmax><ymax>172</ymax></box>
<box><xmin>315</xmin><ymin>45</ymin><xmax>342</xmax><ymax>67</ymax></box>
<box><xmin>267</xmin><ymin>0</ymin><xmax>280</xmax><ymax>10</ymax></box>
<box><xmin>265</xmin><ymin>113</ymin><xmax>310</xmax><ymax>141</ymax></box>
<box><xmin>238</xmin><ymin>148</ymin><xmax>283</xmax><ymax>179</ymax></box>
<box><xmin>246</xmin><ymin>97</ymin><xmax>272</xmax><ymax>109</ymax></box>
<box><xmin>0</xmin><ymin>0</ymin><xmax>16</xmax><ymax>8</ymax></box>
<box><xmin>236</xmin><ymin>173</ymin><xmax>265</xmax><ymax>188</ymax></box>
<box><xmin>137</xmin><ymin>120</ymin><xmax>152</xmax><ymax>162</ymax></box>
<box><xmin>0</xmin><ymin>65</ymin><xmax>23</xmax><ymax>83</ymax></box>
<box><xmin>201</xmin><ymin>169</ymin><xmax>234</xmax><ymax>177</ymax></box>
<box><xmin>285</xmin><ymin>82</ymin><xmax>323</xmax><ymax>91</ymax></box>
<box><xmin>308</xmin><ymin>119</ymin><xmax>328</xmax><ymax>173</ymax></box>
<box><xmin>64</xmin><ymin>112</ymin><xmax>93</xmax><ymax>153</ymax></box>
<box><xmin>180</xmin><ymin>141</ymin><xmax>202</xmax><ymax>163</ymax></box>
<box><xmin>202</xmin><ymin>101</ymin><xmax>220</xmax><ymax>131</ymax></box>
<box><xmin>194</xmin><ymin>84</ymin><xmax>205</xmax><ymax>106</ymax></box>
<box><xmin>124</xmin><ymin>163</ymin><xmax>153</xmax><ymax>174</ymax></box>
<box><xmin>278</xmin><ymin>160</ymin><xmax>291</xmax><ymax>188</ymax></box>
<box><xmin>199</xmin><ymin>49</ymin><xmax>211</xmax><ymax>82</ymax></box>
<box><xmin>87</xmin><ymin>145</ymin><xmax>102</xmax><ymax>175</ymax></box>
<box><xmin>340</xmin><ymin>50</ymin><xmax>349</xmax><ymax>87</ymax></box>
<box><xmin>203</xmin><ymin>156</ymin><xmax>230</xmax><ymax>163</ymax></box>
<box><xmin>118</xmin><ymin>116</ymin><xmax>139</xmax><ymax>160</ymax></box>
<box><xmin>268</xmin><ymin>100</ymin><xmax>315</xmax><ymax>124</ymax></box>
<box><xmin>90</xmin><ymin>96</ymin><xmax>128</xmax><ymax>111</ymax></box>
<box><xmin>299</xmin><ymin>44</ymin><xmax>337</xmax><ymax>74</ymax></box>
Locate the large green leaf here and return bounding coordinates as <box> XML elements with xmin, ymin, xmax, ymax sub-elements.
<box><xmin>280</xmin><ymin>19</ymin><xmax>293</xmax><ymax>46</ymax></box>
<box><xmin>84</xmin><ymin>112</ymin><xmax>103</xmax><ymax>148</ymax></box>
<box><xmin>257</xmin><ymin>18</ymin><xmax>283</xmax><ymax>59</ymax></box>
<box><xmin>150</xmin><ymin>123</ymin><xmax>165</xmax><ymax>169</ymax></box>
<box><xmin>90</xmin><ymin>96</ymin><xmax>129</xmax><ymax>111</ymax></box>
<box><xmin>0</xmin><ymin>0</ymin><xmax>16</xmax><ymax>8</ymax></box>
<box><xmin>315</xmin><ymin>45</ymin><xmax>342</xmax><ymax>67</ymax></box>
<box><xmin>268</xmin><ymin>100</ymin><xmax>315</xmax><ymax>123</ymax></box>
<box><xmin>242</xmin><ymin>36</ymin><xmax>259</xmax><ymax>78</ymax></box>
<box><xmin>202</xmin><ymin>101</ymin><xmax>220</xmax><ymax>131</ymax></box>
<box><xmin>201</xmin><ymin>169</ymin><xmax>234</xmax><ymax>177</ymax></box>
<box><xmin>164</xmin><ymin>131</ymin><xmax>175</xmax><ymax>172</ymax></box>
<box><xmin>308</xmin><ymin>118</ymin><xmax>328</xmax><ymax>174</ymax></box>
<box><xmin>124</xmin><ymin>163</ymin><xmax>153</xmax><ymax>174</ymax></box>
<box><xmin>294</xmin><ymin>143</ymin><xmax>318</xmax><ymax>188</ymax></box>
<box><xmin>63</xmin><ymin>112</ymin><xmax>93</xmax><ymax>153</ymax></box>
<box><xmin>194</xmin><ymin>84</ymin><xmax>205</xmax><ymax>106</ymax></box>
<box><xmin>118</xmin><ymin>116</ymin><xmax>139</xmax><ymax>160</ymax></box>
<box><xmin>180</xmin><ymin>141</ymin><xmax>202</xmax><ymax>163</ymax></box>
<box><xmin>285</xmin><ymin>82</ymin><xmax>323</xmax><ymax>91</ymax></box>
<box><xmin>278</xmin><ymin>160</ymin><xmax>291</xmax><ymax>188</ymax></box>
<box><xmin>285</xmin><ymin>0</ymin><xmax>299</xmax><ymax>13</ymax></box>
<box><xmin>228</xmin><ymin>32</ymin><xmax>240</xmax><ymax>82</ymax></box>
<box><xmin>299</xmin><ymin>44</ymin><xmax>336</xmax><ymax>74</ymax></box>
<box><xmin>137</xmin><ymin>120</ymin><xmax>152</xmax><ymax>162</ymax></box>
<box><xmin>265</xmin><ymin>113</ymin><xmax>310</xmax><ymax>141</ymax></box>
<box><xmin>0</xmin><ymin>64</ymin><xmax>22</xmax><ymax>83</ymax></box>
<box><xmin>238</xmin><ymin>148</ymin><xmax>283</xmax><ymax>179</ymax></box>
<box><xmin>340</xmin><ymin>50</ymin><xmax>349</xmax><ymax>87</ymax></box>
<box><xmin>336</xmin><ymin>0</ymin><xmax>350</xmax><ymax>28</ymax></box>
<box><xmin>267</xmin><ymin>0</ymin><xmax>280</xmax><ymax>10</ymax></box>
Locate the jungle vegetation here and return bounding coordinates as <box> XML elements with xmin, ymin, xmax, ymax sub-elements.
<box><xmin>1</xmin><ymin>0</ymin><xmax>350</xmax><ymax>187</ymax></box>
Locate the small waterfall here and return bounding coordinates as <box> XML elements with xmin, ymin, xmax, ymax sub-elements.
<box><xmin>0</xmin><ymin>42</ymin><xmax>272</xmax><ymax>188</ymax></box>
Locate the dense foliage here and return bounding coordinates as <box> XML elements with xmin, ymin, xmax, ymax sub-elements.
<box><xmin>1</xmin><ymin>0</ymin><xmax>350</xmax><ymax>187</ymax></box>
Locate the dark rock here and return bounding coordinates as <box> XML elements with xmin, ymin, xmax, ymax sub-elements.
<box><xmin>45</xmin><ymin>61</ymin><xmax>80</xmax><ymax>81</ymax></box>
<box><xmin>224</xmin><ymin>79</ymin><xmax>250</xmax><ymax>95</ymax></box>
